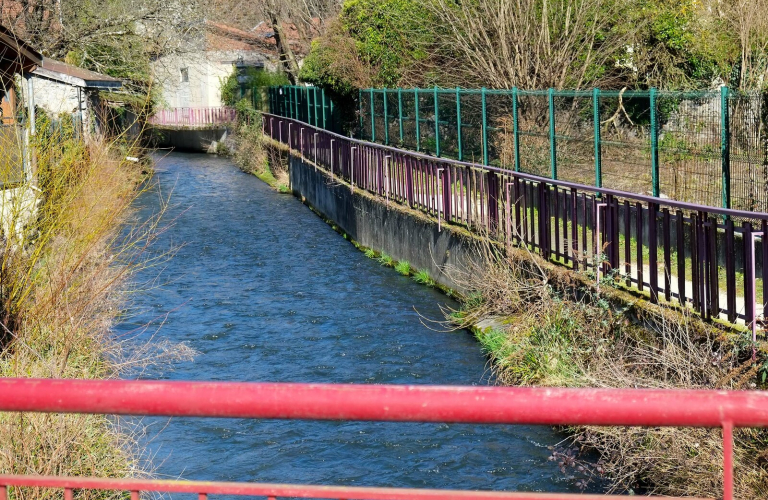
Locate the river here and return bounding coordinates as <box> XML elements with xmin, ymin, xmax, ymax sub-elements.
<box><xmin>115</xmin><ymin>152</ymin><xmax>587</xmax><ymax>495</ymax></box>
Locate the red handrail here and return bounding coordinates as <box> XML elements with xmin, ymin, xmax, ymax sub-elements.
<box><xmin>0</xmin><ymin>476</ymin><xmax>713</xmax><ymax>500</ymax></box>
<box><xmin>2</xmin><ymin>378</ymin><xmax>764</xmax><ymax>499</ymax></box>
<box><xmin>148</xmin><ymin>107</ymin><xmax>236</xmax><ymax>127</ymax></box>
<box><xmin>1</xmin><ymin>378</ymin><xmax>767</xmax><ymax>427</ymax></box>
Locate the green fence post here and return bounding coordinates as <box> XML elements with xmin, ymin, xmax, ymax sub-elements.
<box><xmin>313</xmin><ymin>87</ymin><xmax>319</xmax><ymax>127</ymax></box>
<box><xmin>294</xmin><ymin>87</ymin><xmax>300</xmax><ymax>120</ymax></box>
<box><xmin>370</xmin><ymin>88</ymin><xmax>376</xmax><ymax>142</ymax></box>
<box><xmin>358</xmin><ymin>89</ymin><xmax>363</xmax><ymax>139</ymax></box>
<box><xmin>306</xmin><ymin>87</ymin><xmax>311</xmax><ymax>124</ymax></box>
<box><xmin>548</xmin><ymin>88</ymin><xmax>557</xmax><ymax>180</ymax></box>
<box><xmin>398</xmin><ymin>88</ymin><xmax>404</xmax><ymax>143</ymax></box>
<box><xmin>721</xmin><ymin>86</ymin><xmax>731</xmax><ymax>210</ymax></box>
<box><xmin>322</xmin><ymin>88</ymin><xmax>327</xmax><ymax>129</ymax></box>
<box><xmin>512</xmin><ymin>87</ymin><xmax>520</xmax><ymax>172</ymax></box>
<box><xmin>456</xmin><ymin>87</ymin><xmax>462</xmax><ymax>161</ymax></box>
<box><xmin>481</xmin><ymin>87</ymin><xmax>488</xmax><ymax>165</ymax></box>
<box><xmin>434</xmin><ymin>86</ymin><xmax>440</xmax><ymax>157</ymax></box>
<box><xmin>650</xmin><ymin>87</ymin><xmax>659</xmax><ymax>197</ymax></box>
<box><xmin>330</xmin><ymin>100</ymin><xmax>335</xmax><ymax>133</ymax></box>
<box><xmin>383</xmin><ymin>89</ymin><xmax>389</xmax><ymax>145</ymax></box>
<box><xmin>593</xmin><ymin>88</ymin><xmax>602</xmax><ymax>188</ymax></box>
<box><xmin>415</xmin><ymin>89</ymin><xmax>421</xmax><ymax>152</ymax></box>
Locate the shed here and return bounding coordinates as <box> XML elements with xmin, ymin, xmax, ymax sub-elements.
<box><xmin>30</xmin><ymin>58</ymin><xmax>122</xmax><ymax>134</ymax></box>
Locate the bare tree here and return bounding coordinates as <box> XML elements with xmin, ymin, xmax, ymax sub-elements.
<box><xmin>207</xmin><ymin>0</ymin><xmax>341</xmax><ymax>83</ymax></box>
<box><xmin>425</xmin><ymin>0</ymin><xmax>640</xmax><ymax>89</ymax></box>
<box><xmin>1</xmin><ymin>0</ymin><xmax>206</xmax><ymax>92</ymax></box>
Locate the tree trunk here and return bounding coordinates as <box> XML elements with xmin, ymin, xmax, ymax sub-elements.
<box><xmin>269</xmin><ymin>11</ymin><xmax>300</xmax><ymax>85</ymax></box>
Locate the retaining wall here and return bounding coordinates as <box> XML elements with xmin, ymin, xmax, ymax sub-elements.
<box><xmin>289</xmin><ymin>156</ymin><xmax>481</xmax><ymax>292</ymax></box>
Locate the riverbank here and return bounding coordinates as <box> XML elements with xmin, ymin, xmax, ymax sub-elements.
<box><xmin>121</xmin><ymin>151</ymin><xmax>578</xmax><ymax>493</ymax></box>
<box><xmin>0</xmin><ymin>129</ymin><xmax>163</xmax><ymax>495</ymax></box>
<box><xmin>243</xmin><ymin>125</ymin><xmax>768</xmax><ymax>497</ymax></box>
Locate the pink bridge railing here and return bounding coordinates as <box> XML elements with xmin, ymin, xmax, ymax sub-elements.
<box><xmin>2</xmin><ymin>378</ymin><xmax>768</xmax><ymax>499</ymax></box>
<box><xmin>148</xmin><ymin>107</ymin><xmax>236</xmax><ymax>127</ymax></box>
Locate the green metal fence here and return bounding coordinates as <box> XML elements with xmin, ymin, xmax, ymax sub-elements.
<box><xmin>268</xmin><ymin>85</ymin><xmax>343</xmax><ymax>134</ymax></box>
<box><xmin>358</xmin><ymin>87</ymin><xmax>768</xmax><ymax>212</ymax></box>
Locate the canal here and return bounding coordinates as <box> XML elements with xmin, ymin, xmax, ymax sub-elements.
<box><xmin>116</xmin><ymin>152</ymin><xmax>586</xmax><ymax>495</ymax></box>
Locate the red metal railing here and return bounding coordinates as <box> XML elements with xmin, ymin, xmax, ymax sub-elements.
<box><xmin>2</xmin><ymin>378</ymin><xmax>768</xmax><ymax>499</ymax></box>
<box><xmin>149</xmin><ymin>107</ymin><xmax>236</xmax><ymax>127</ymax></box>
<box><xmin>263</xmin><ymin>113</ymin><xmax>768</xmax><ymax>332</ymax></box>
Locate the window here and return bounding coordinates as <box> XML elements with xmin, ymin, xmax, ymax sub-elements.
<box><xmin>180</xmin><ymin>68</ymin><xmax>189</xmax><ymax>83</ymax></box>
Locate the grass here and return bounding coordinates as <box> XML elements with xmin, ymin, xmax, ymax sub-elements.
<box><xmin>0</xmin><ymin>112</ymin><xmax>192</xmax><ymax>498</ymax></box>
<box><xmin>234</xmin><ymin>122</ymin><xmax>291</xmax><ymax>193</ymax></box>
<box><xmin>378</xmin><ymin>252</ymin><xmax>395</xmax><ymax>267</ymax></box>
<box><xmin>395</xmin><ymin>260</ymin><xmax>411</xmax><ymax>276</ymax></box>
<box><xmin>412</xmin><ymin>269</ymin><xmax>436</xmax><ymax>287</ymax></box>
<box><xmin>364</xmin><ymin>248</ymin><xmax>376</xmax><ymax>259</ymax></box>
<box><xmin>447</xmin><ymin>238</ymin><xmax>768</xmax><ymax>496</ymax></box>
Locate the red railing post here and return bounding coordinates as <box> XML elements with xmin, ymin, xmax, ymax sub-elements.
<box><xmin>722</xmin><ymin>421</ymin><xmax>733</xmax><ymax>500</ymax></box>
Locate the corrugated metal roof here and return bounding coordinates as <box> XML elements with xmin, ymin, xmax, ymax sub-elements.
<box><xmin>34</xmin><ymin>59</ymin><xmax>122</xmax><ymax>89</ymax></box>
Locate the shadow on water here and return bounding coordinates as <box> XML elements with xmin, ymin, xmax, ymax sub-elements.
<box><xmin>115</xmin><ymin>152</ymin><xmax>598</xmax><ymax>495</ymax></box>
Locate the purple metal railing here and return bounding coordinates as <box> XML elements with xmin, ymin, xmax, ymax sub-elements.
<box><xmin>149</xmin><ymin>107</ymin><xmax>237</xmax><ymax>127</ymax></box>
<box><xmin>264</xmin><ymin>114</ymin><xmax>768</xmax><ymax>331</ymax></box>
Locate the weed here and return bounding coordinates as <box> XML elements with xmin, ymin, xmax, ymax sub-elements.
<box><xmin>0</xmin><ymin>111</ymin><xmax>193</xmax><ymax>497</ymax></box>
<box><xmin>445</xmin><ymin>235</ymin><xmax>768</xmax><ymax>497</ymax></box>
<box><xmin>412</xmin><ymin>269</ymin><xmax>435</xmax><ymax>287</ymax></box>
<box><xmin>378</xmin><ymin>252</ymin><xmax>394</xmax><ymax>267</ymax></box>
<box><xmin>395</xmin><ymin>260</ymin><xmax>411</xmax><ymax>276</ymax></box>
<box><xmin>364</xmin><ymin>248</ymin><xmax>376</xmax><ymax>259</ymax></box>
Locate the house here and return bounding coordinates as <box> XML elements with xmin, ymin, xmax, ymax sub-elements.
<box><xmin>0</xmin><ymin>24</ymin><xmax>42</xmax><ymax>238</ymax></box>
<box><xmin>27</xmin><ymin>58</ymin><xmax>122</xmax><ymax>136</ymax></box>
<box><xmin>0</xmin><ymin>24</ymin><xmax>42</xmax><ymax>126</ymax></box>
<box><xmin>151</xmin><ymin>20</ymin><xmax>306</xmax><ymax>110</ymax></box>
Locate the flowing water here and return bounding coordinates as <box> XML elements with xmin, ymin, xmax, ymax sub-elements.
<box><xmin>116</xmin><ymin>152</ymin><xmax>588</xmax><ymax>495</ymax></box>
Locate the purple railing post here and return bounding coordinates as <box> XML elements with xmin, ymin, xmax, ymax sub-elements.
<box><xmin>314</xmin><ymin>133</ymin><xmax>319</xmax><ymax>171</ymax></box>
<box><xmin>751</xmin><ymin>230</ymin><xmax>763</xmax><ymax>359</ymax></box>
<box><xmin>436</xmin><ymin>168</ymin><xmax>444</xmax><ymax>232</ymax></box>
<box><xmin>487</xmin><ymin>173</ymin><xmax>499</xmax><ymax>233</ymax></box>
<box><xmin>385</xmin><ymin>155</ymin><xmax>391</xmax><ymax>207</ymax></box>
<box><xmin>351</xmin><ymin>146</ymin><xmax>357</xmax><ymax>192</ymax></box>
<box><xmin>596</xmin><ymin>203</ymin><xmax>607</xmax><ymax>291</ymax></box>
<box><xmin>330</xmin><ymin>139</ymin><xmax>335</xmax><ymax>181</ymax></box>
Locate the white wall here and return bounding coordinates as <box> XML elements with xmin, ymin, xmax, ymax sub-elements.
<box><xmin>151</xmin><ymin>50</ymin><xmax>276</xmax><ymax>109</ymax></box>
<box><xmin>30</xmin><ymin>76</ymin><xmax>83</xmax><ymax>118</ymax></box>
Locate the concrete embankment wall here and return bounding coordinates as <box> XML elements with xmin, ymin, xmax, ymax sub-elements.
<box><xmin>289</xmin><ymin>156</ymin><xmax>481</xmax><ymax>292</ymax></box>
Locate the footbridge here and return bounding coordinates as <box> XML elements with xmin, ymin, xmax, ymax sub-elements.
<box><xmin>148</xmin><ymin>106</ymin><xmax>237</xmax><ymax>152</ymax></box>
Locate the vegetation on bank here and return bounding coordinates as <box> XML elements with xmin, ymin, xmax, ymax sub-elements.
<box><xmin>233</xmin><ymin>122</ymin><xmax>291</xmax><ymax>193</ymax></box>
<box><xmin>447</xmin><ymin>240</ymin><xmax>768</xmax><ymax>496</ymax></box>
<box><xmin>300</xmin><ymin>0</ymin><xmax>768</xmax><ymax>94</ymax></box>
<box><xmin>0</xmin><ymin>116</ymin><xmax>190</xmax><ymax>497</ymax></box>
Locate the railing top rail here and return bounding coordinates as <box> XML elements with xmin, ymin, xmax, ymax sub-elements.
<box><xmin>2</xmin><ymin>378</ymin><xmax>768</xmax><ymax>428</ymax></box>
<box><xmin>263</xmin><ymin>113</ymin><xmax>768</xmax><ymax>221</ymax></box>
<box><xmin>0</xmin><ymin>475</ymin><xmax>710</xmax><ymax>500</ymax></box>
<box><xmin>356</xmin><ymin>86</ymin><xmax>733</xmax><ymax>99</ymax></box>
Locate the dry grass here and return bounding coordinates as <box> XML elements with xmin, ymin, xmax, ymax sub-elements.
<box><xmin>233</xmin><ymin>122</ymin><xmax>290</xmax><ymax>191</ymax></box>
<box><xmin>0</xmin><ymin>114</ymin><xmax>192</xmax><ymax>498</ymax></box>
<box><xmin>447</xmin><ymin>235</ymin><xmax>768</xmax><ymax>496</ymax></box>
